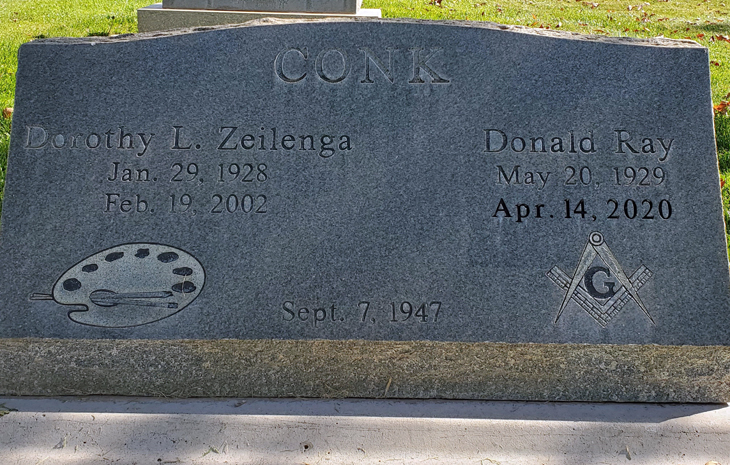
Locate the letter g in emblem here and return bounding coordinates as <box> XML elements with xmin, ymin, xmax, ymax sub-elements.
<box><xmin>584</xmin><ymin>266</ymin><xmax>617</xmax><ymax>299</ymax></box>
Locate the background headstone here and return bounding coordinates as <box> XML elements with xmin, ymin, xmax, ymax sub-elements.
<box><xmin>161</xmin><ymin>0</ymin><xmax>363</xmax><ymax>14</ymax></box>
<box><xmin>138</xmin><ymin>0</ymin><xmax>380</xmax><ymax>32</ymax></box>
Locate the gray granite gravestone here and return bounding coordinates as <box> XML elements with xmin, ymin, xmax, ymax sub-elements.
<box><xmin>1</xmin><ymin>18</ymin><xmax>730</xmax><ymax>402</ymax></box>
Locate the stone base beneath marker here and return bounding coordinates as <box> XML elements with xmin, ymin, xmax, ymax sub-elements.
<box><xmin>2</xmin><ymin>339</ymin><xmax>730</xmax><ymax>402</ymax></box>
<box><xmin>137</xmin><ymin>3</ymin><xmax>381</xmax><ymax>32</ymax></box>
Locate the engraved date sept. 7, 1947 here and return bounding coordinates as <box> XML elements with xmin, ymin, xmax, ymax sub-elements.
<box><xmin>281</xmin><ymin>301</ymin><xmax>443</xmax><ymax>327</ymax></box>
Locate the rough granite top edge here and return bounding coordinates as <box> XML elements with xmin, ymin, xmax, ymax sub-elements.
<box><xmin>25</xmin><ymin>17</ymin><xmax>702</xmax><ymax>48</ymax></box>
<box><xmin>0</xmin><ymin>338</ymin><xmax>726</xmax><ymax>350</ymax></box>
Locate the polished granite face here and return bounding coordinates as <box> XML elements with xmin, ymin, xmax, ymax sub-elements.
<box><xmin>0</xmin><ymin>19</ymin><xmax>727</xmax><ymax>348</ymax></box>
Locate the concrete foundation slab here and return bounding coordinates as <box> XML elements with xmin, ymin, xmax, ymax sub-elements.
<box><xmin>0</xmin><ymin>397</ymin><xmax>728</xmax><ymax>464</ymax></box>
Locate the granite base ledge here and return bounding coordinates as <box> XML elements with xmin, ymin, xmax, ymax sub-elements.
<box><xmin>1</xmin><ymin>339</ymin><xmax>729</xmax><ymax>402</ymax></box>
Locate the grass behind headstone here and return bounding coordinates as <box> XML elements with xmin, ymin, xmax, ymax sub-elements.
<box><xmin>717</xmin><ymin>114</ymin><xmax>730</xmax><ymax>166</ymax></box>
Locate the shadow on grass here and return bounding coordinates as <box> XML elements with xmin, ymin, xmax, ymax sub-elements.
<box><xmin>716</xmin><ymin>113</ymin><xmax>730</xmax><ymax>155</ymax></box>
<box><xmin>695</xmin><ymin>22</ymin><xmax>730</xmax><ymax>34</ymax></box>
<box><xmin>0</xmin><ymin>117</ymin><xmax>10</xmax><ymax>219</ymax></box>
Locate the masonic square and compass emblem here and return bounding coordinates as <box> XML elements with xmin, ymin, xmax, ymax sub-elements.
<box><xmin>546</xmin><ymin>232</ymin><xmax>655</xmax><ymax>327</ymax></box>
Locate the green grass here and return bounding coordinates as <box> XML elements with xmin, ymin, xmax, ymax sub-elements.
<box><xmin>718</xmin><ymin>113</ymin><xmax>730</xmax><ymax>245</ymax></box>
<box><xmin>1</xmin><ymin>0</ymin><xmax>730</xmax><ymax>236</ymax></box>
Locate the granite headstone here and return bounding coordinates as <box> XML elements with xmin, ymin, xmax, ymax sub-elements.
<box><xmin>1</xmin><ymin>18</ymin><xmax>729</xmax><ymax>401</ymax></box>
<box><xmin>137</xmin><ymin>0</ymin><xmax>381</xmax><ymax>33</ymax></box>
<box><xmin>161</xmin><ymin>0</ymin><xmax>362</xmax><ymax>14</ymax></box>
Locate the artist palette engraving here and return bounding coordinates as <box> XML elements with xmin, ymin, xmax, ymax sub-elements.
<box><xmin>30</xmin><ymin>243</ymin><xmax>205</xmax><ymax>328</ymax></box>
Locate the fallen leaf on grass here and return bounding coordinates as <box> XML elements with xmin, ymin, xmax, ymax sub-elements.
<box><xmin>2</xmin><ymin>107</ymin><xmax>12</xmax><ymax>119</ymax></box>
<box><xmin>714</xmin><ymin>100</ymin><xmax>730</xmax><ymax>114</ymax></box>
